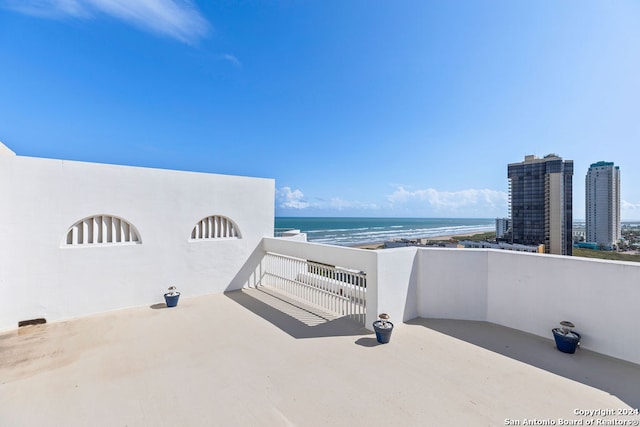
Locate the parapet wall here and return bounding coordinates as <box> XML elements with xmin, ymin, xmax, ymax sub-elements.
<box><xmin>416</xmin><ymin>248</ymin><xmax>640</xmax><ymax>365</ymax></box>
<box><xmin>256</xmin><ymin>239</ymin><xmax>640</xmax><ymax>365</ymax></box>
<box><xmin>0</xmin><ymin>153</ymin><xmax>274</xmax><ymax>331</ymax></box>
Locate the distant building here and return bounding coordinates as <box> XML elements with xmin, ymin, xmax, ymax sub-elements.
<box><xmin>585</xmin><ymin>161</ymin><xmax>620</xmax><ymax>250</ymax></box>
<box><xmin>458</xmin><ymin>240</ymin><xmax>544</xmax><ymax>253</ymax></box>
<box><xmin>508</xmin><ymin>154</ymin><xmax>573</xmax><ymax>255</ymax></box>
<box><xmin>383</xmin><ymin>238</ymin><xmax>453</xmax><ymax>249</ymax></box>
<box><xmin>575</xmin><ymin>241</ymin><xmax>599</xmax><ymax>250</ymax></box>
<box><xmin>572</xmin><ymin>227</ymin><xmax>585</xmax><ymax>243</ymax></box>
<box><xmin>384</xmin><ymin>239</ymin><xmax>413</xmax><ymax>249</ymax></box>
<box><xmin>495</xmin><ymin>218</ymin><xmax>511</xmax><ymax>238</ymax></box>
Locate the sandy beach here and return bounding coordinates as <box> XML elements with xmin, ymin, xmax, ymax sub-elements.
<box><xmin>351</xmin><ymin>232</ymin><xmax>478</xmax><ymax>249</ymax></box>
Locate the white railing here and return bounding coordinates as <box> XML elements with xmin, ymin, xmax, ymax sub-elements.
<box><xmin>260</xmin><ymin>252</ymin><xmax>366</xmax><ymax>326</ymax></box>
<box><xmin>274</xmin><ymin>228</ymin><xmax>303</xmax><ymax>238</ymax></box>
<box><xmin>274</xmin><ymin>228</ymin><xmax>294</xmax><ymax>237</ymax></box>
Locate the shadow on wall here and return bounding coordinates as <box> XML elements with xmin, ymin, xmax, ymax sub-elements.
<box><xmin>409</xmin><ymin>318</ymin><xmax>640</xmax><ymax>410</ymax></box>
<box><xmin>225</xmin><ymin>288</ymin><xmax>371</xmax><ymax>339</ymax></box>
<box><xmin>402</xmin><ymin>252</ymin><xmax>420</xmax><ymax>322</ymax></box>
<box><xmin>226</xmin><ymin>242</ymin><xmax>266</xmax><ymax>291</ymax></box>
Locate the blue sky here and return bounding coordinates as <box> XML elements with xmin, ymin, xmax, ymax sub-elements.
<box><xmin>1</xmin><ymin>1</ymin><xmax>639</xmax><ymax>219</ymax></box>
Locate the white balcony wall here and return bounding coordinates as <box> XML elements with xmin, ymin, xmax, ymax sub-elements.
<box><xmin>413</xmin><ymin>248</ymin><xmax>640</xmax><ymax>365</ymax></box>
<box><xmin>259</xmin><ymin>240</ymin><xmax>640</xmax><ymax>364</ymax></box>
<box><xmin>486</xmin><ymin>250</ymin><xmax>640</xmax><ymax>364</ymax></box>
<box><xmin>258</xmin><ymin>240</ymin><xmax>421</xmax><ymax>325</ymax></box>
<box><xmin>0</xmin><ymin>154</ymin><xmax>274</xmax><ymax>331</ymax></box>
<box><xmin>375</xmin><ymin>247</ymin><xmax>420</xmax><ymax>322</ymax></box>
<box><xmin>417</xmin><ymin>248</ymin><xmax>489</xmax><ymax>321</ymax></box>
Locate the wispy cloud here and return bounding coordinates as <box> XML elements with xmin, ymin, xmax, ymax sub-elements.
<box><xmin>2</xmin><ymin>0</ymin><xmax>89</xmax><ymax>18</ymax></box>
<box><xmin>622</xmin><ymin>200</ymin><xmax>640</xmax><ymax>220</ymax></box>
<box><xmin>1</xmin><ymin>0</ymin><xmax>210</xmax><ymax>44</ymax></box>
<box><xmin>321</xmin><ymin>197</ymin><xmax>378</xmax><ymax>211</ymax></box>
<box><xmin>276</xmin><ymin>187</ymin><xmax>378</xmax><ymax>211</ymax></box>
<box><xmin>622</xmin><ymin>200</ymin><xmax>640</xmax><ymax>210</ymax></box>
<box><xmin>277</xmin><ymin>185</ymin><xmax>507</xmax><ymax>216</ymax></box>
<box><xmin>387</xmin><ymin>186</ymin><xmax>508</xmax><ymax>214</ymax></box>
<box><xmin>222</xmin><ymin>54</ymin><xmax>241</xmax><ymax>68</ymax></box>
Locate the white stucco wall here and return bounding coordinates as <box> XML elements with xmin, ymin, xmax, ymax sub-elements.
<box><xmin>417</xmin><ymin>248</ymin><xmax>489</xmax><ymax>321</ymax></box>
<box><xmin>254</xmin><ymin>241</ymin><xmax>639</xmax><ymax>364</ymax></box>
<box><xmin>0</xmin><ymin>141</ymin><xmax>16</xmax><ymax>156</ymax></box>
<box><xmin>410</xmin><ymin>247</ymin><xmax>640</xmax><ymax>364</ymax></box>
<box><xmin>0</xmin><ymin>153</ymin><xmax>274</xmax><ymax>331</ymax></box>
<box><xmin>375</xmin><ymin>247</ymin><xmax>419</xmax><ymax>322</ymax></box>
<box><xmin>487</xmin><ymin>250</ymin><xmax>640</xmax><ymax>364</ymax></box>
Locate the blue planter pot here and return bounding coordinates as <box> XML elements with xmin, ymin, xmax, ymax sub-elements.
<box><xmin>373</xmin><ymin>320</ymin><xmax>394</xmax><ymax>344</ymax></box>
<box><xmin>164</xmin><ymin>293</ymin><xmax>180</xmax><ymax>308</ymax></box>
<box><xmin>552</xmin><ymin>328</ymin><xmax>581</xmax><ymax>353</ymax></box>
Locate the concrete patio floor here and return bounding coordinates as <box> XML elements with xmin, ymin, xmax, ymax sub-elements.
<box><xmin>1</xmin><ymin>288</ymin><xmax>639</xmax><ymax>427</ymax></box>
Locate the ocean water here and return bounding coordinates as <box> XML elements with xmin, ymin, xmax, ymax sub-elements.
<box><xmin>275</xmin><ymin>217</ymin><xmax>495</xmax><ymax>246</ymax></box>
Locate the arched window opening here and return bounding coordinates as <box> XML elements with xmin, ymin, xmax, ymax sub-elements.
<box><xmin>63</xmin><ymin>215</ymin><xmax>141</xmax><ymax>246</ymax></box>
<box><xmin>190</xmin><ymin>215</ymin><xmax>241</xmax><ymax>240</ymax></box>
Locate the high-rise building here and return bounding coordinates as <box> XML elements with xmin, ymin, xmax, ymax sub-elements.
<box><xmin>508</xmin><ymin>154</ymin><xmax>573</xmax><ymax>255</ymax></box>
<box><xmin>495</xmin><ymin>217</ymin><xmax>511</xmax><ymax>239</ymax></box>
<box><xmin>585</xmin><ymin>161</ymin><xmax>620</xmax><ymax>249</ymax></box>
